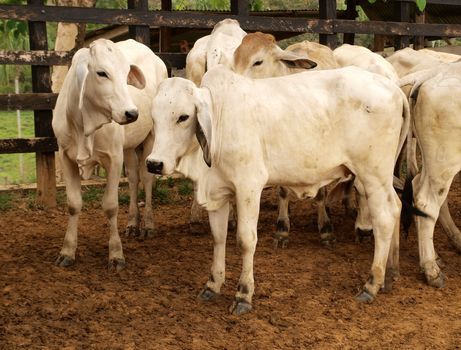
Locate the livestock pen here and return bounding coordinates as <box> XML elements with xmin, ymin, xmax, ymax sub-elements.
<box><xmin>1</xmin><ymin>0</ymin><xmax>461</xmax><ymax>348</ymax></box>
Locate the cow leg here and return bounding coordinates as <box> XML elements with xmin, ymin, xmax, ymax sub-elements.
<box><xmin>198</xmin><ymin>201</ymin><xmax>229</xmax><ymax>302</ymax></box>
<box><xmin>229</xmin><ymin>184</ymin><xmax>263</xmax><ymax>315</ymax></box>
<box><xmin>56</xmin><ymin>152</ymin><xmax>81</xmax><ymax>267</ymax></box>
<box><xmin>101</xmin><ymin>156</ymin><xmax>125</xmax><ymax>272</ymax></box>
<box><xmin>413</xmin><ymin>168</ymin><xmax>459</xmax><ymax>288</ymax></box>
<box><xmin>123</xmin><ymin>149</ymin><xmax>140</xmax><ymax>237</ymax></box>
<box><xmin>139</xmin><ymin>138</ymin><xmax>155</xmax><ymax>238</ymax></box>
<box><xmin>356</xmin><ymin>181</ymin><xmax>400</xmax><ymax>302</ymax></box>
<box><xmin>354</xmin><ymin>180</ymin><xmax>373</xmax><ymax>242</ymax></box>
<box><xmin>438</xmin><ymin>198</ymin><xmax>461</xmax><ymax>253</ymax></box>
<box><xmin>342</xmin><ymin>179</ymin><xmax>357</xmax><ymax>217</ymax></box>
<box><xmin>274</xmin><ymin>186</ymin><xmax>290</xmax><ymax>248</ymax></box>
<box><xmin>383</xmin><ymin>216</ymin><xmax>400</xmax><ymax>293</ymax></box>
<box><xmin>315</xmin><ymin>187</ymin><xmax>335</xmax><ymax>245</ymax></box>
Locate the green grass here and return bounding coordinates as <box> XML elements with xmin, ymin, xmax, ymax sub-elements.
<box><xmin>0</xmin><ymin>111</ymin><xmax>36</xmax><ymax>184</ymax></box>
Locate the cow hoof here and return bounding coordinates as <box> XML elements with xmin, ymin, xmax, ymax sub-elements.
<box><xmin>229</xmin><ymin>300</ymin><xmax>252</xmax><ymax>316</ymax></box>
<box><xmin>382</xmin><ymin>268</ymin><xmax>399</xmax><ymax>293</ymax></box>
<box><xmin>355</xmin><ymin>290</ymin><xmax>375</xmax><ymax>303</ymax></box>
<box><xmin>108</xmin><ymin>258</ymin><xmax>126</xmax><ymax>273</ymax></box>
<box><xmin>426</xmin><ymin>271</ymin><xmax>445</xmax><ymax>288</ymax></box>
<box><xmin>55</xmin><ymin>255</ymin><xmax>74</xmax><ymax>267</ymax></box>
<box><xmin>198</xmin><ymin>287</ymin><xmax>218</xmax><ymax>301</ymax></box>
<box><xmin>273</xmin><ymin>236</ymin><xmax>289</xmax><ymax>249</ymax></box>
<box><xmin>320</xmin><ymin>232</ymin><xmax>336</xmax><ymax>247</ymax></box>
<box><xmin>139</xmin><ymin>228</ymin><xmax>154</xmax><ymax>240</ymax></box>
<box><xmin>125</xmin><ymin>226</ymin><xmax>140</xmax><ymax>238</ymax></box>
<box><xmin>355</xmin><ymin>229</ymin><xmax>373</xmax><ymax>243</ymax></box>
<box><xmin>189</xmin><ymin>222</ymin><xmax>205</xmax><ymax>235</ymax></box>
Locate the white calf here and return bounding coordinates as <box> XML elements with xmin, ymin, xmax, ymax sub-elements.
<box><xmin>232</xmin><ymin>32</ymin><xmax>342</xmax><ymax>246</ymax></box>
<box><xmin>146</xmin><ymin>65</ymin><xmax>409</xmax><ymax>314</ymax></box>
<box><xmin>400</xmin><ymin>62</ymin><xmax>461</xmax><ymax>285</ymax></box>
<box><xmin>53</xmin><ymin>39</ymin><xmax>167</xmax><ymax>270</ymax></box>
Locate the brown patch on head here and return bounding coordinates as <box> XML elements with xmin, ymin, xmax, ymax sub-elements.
<box><xmin>233</xmin><ymin>32</ymin><xmax>276</xmax><ymax>73</ymax></box>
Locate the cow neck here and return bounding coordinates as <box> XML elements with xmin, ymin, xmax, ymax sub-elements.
<box><xmin>176</xmin><ymin>141</ymin><xmax>205</xmax><ymax>183</ymax></box>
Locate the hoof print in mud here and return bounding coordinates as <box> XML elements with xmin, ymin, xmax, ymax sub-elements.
<box><xmin>108</xmin><ymin>259</ymin><xmax>126</xmax><ymax>273</ymax></box>
<box><xmin>55</xmin><ymin>255</ymin><xmax>75</xmax><ymax>267</ymax></box>
<box><xmin>229</xmin><ymin>299</ymin><xmax>252</xmax><ymax>316</ymax></box>
<box><xmin>198</xmin><ymin>287</ymin><xmax>218</xmax><ymax>301</ymax></box>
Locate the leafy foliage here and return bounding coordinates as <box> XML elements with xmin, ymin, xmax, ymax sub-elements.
<box><xmin>367</xmin><ymin>0</ymin><xmax>426</xmax><ymax>11</ymax></box>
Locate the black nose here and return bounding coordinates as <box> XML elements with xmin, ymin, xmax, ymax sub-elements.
<box><xmin>125</xmin><ymin>110</ymin><xmax>138</xmax><ymax>122</ymax></box>
<box><xmin>146</xmin><ymin>160</ymin><xmax>164</xmax><ymax>174</ymax></box>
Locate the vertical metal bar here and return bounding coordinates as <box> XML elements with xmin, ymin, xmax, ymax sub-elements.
<box><xmin>394</xmin><ymin>0</ymin><xmax>411</xmax><ymax>50</ymax></box>
<box><xmin>160</xmin><ymin>0</ymin><xmax>172</xmax><ymax>76</ymax></box>
<box><xmin>319</xmin><ymin>0</ymin><xmax>337</xmax><ymax>49</ymax></box>
<box><xmin>127</xmin><ymin>0</ymin><xmax>150</xmax><ymax>46</ymax></box>
<box><xmin>414</xmin><ymin>9</ymin><xmax>425</xmax><ymax>50</ymax></box>
<box><xmin>28</xmin><ymin>0</ymin><xmax>56</xmax><ymax>207</ymax></box>
<box><xmin>231</xmin><ymin>0</ymin><xmax>249</xmax><ymax>16</ymax></box>
<box><xmin>343</xmin><ymin>0</ymin><xmax>356</xmax><ymax>45</ymax></box>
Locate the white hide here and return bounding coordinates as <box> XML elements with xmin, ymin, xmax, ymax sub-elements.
<box><xmin>147</xmin><ymin>65</ymin><xmax>410</xmax><ymax>313</ymax></box>
<box><xmin>53</xmin><ymin>38</ymin><xmax>167</xmax><ymax>267</ymax></box>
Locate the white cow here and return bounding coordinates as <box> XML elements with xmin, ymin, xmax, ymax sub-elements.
<box><xmin>185</xmin><ymin>19</ymin><xmax>246</xmax><ymax>232</ymax></box>
<box><xmin>186</xmin><ymin>18</ymin><xmax>247</xmax><ymax>86</ymax></box>
<box><xmin>146</xmin><ymin>65</ymin><xmax>409</xmax><ymax>314</ymax></box>
<box><xmin>386</xmin><ymin>47</ymin><xmax>460</xmax><ymax>80</ymax></box>
<box><xmin>232</xmin><ymin>32</ymin><xmax>341</xmax><ymax>246</ymax></box>
<box><xmin>53</xmin><ymin>38</ymin><xmax>167</xmax><ymax>270</ymax></box>
<box><xmin>399</xmin><ymin>63</ymin><xmax>461</xmax><ymax>284</ymax></box>
<box><xmin>389</xmin><ymin>48</ymin><xmax>461</xmax><ymax>256</ymax></box>
<box><xmin>333</xmin><ymin>44</ymin><xmax>399</xmax><ymax>82</ymax></box>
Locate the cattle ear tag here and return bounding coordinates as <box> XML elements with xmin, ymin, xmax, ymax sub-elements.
<box><xmin>127</xmin><ymin>65</ymin><xmax>146</xmax><ymax>89</ymax></box>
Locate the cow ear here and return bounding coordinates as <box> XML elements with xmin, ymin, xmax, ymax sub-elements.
<box><xmin>276</xmin><ymin>49</ymin><xmax>317</xmax><ymax>70</ymax></box>
<box><xmin>194</xmin><ymin>89</ymin><xmax>212</xmax><ymax>167</ymax></box>
<box><xmin>76</xmin><ymin>60</ymin><xmax>89</xmax><ymax>111</ymax></box>
<box><xmin>127</xmin><ymin>64</ymin><xmax>146</xmax><ymax>89</ymax></box>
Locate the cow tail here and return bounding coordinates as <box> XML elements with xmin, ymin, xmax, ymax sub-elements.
<box><xmin>398</xmin><ymin>84</ymin><xmax>429</xmax><ymax>237</ymax></box>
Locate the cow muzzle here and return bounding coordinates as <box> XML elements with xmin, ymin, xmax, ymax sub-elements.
<box><xmin>123</xmin><ymin>109</ymin><xmax>139</xmax><ymax>124</ymax></box>
<box><xmin>146</xmin><ymin>160</ymin><xmax>164</xmax><ymax>175</ymax></box>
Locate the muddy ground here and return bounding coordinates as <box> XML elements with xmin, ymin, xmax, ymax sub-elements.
<box><xmin>1</xmin><ymin>179</ymin><xmax>461</xmax><ymax>349</ymax></box>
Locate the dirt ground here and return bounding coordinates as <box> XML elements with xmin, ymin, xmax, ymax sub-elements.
<box><xmin>1</xmin><ymin>179</ymin><xmax>461</xmax><ymax>350</ymax></box>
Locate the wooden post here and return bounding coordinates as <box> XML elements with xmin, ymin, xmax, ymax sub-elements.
<box><xmin>231</xmin><ymin>0</ymin><xmax>249</xmax><ymax>16</ymax></box>
<box><xmin>319</xmin><ymin>0</ymin><xmax>337</xmax><ymax>49</ymax></box>
<box><xmin>160</xmin><ymin>0</ymin><xmax>172</xmax><ymax>76</ymax></box>
<box><xmin>128</xmin><ymin>0</ymin><xmax>150</xmax><ymax>46</ymax></box>
<box><xmin>394</xmin><ymin>0</ymin><xmax>411</xmax><ymax>50</ymax></box>
<box><xmin>414</xmin><ymin>9</ymin><xmax>425</xmax><ymax>50</ymax></box>
<box><xmin>343</xmin><ymin>0</ymin><xmax>357</xmax><ymax>45</ymax></box>
<box><xmin>28</xmin><ymin>0</ymin><xmax>56</xmax><ymax>207</ymax></box>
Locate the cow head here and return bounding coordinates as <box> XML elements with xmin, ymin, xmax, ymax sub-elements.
<box><xmin>233</xmin><ymin>32</ymin><xmax>317</xmax><ymax>78</ymax></box>
<box><xmin>146</xmin><ymin>78</ymin><xmax>212</xmax><ymax>175</ymax></box>
<box><xmin>77</xmin><ymin>39</ymin><xmax>146</xmax><ymax>136</ymax></box>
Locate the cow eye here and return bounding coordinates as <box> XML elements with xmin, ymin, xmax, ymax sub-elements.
<box><xmin>177</xmin><ymin>114</ymin><xmax>189</xmax><ymax>123</ymax></box>
<box><xmin>97</xmin><ymin>71</ymin><xmax>108</xmax><ymax>78</ymax></box>
<box><xmin>253</xmin><ymin>60</ymin><xmax>263</xmax><ymax>66</ymax></box>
